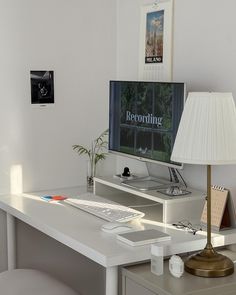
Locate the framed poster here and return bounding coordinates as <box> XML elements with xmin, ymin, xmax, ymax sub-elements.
<box><xmin>139</xmin><ymin>0</ymin><xmax>173</xmax><ymax>81</ymax></box>
<box><xmin>30</xmin><ymin>71</ymin><xmax>54</xmax><ymax>106</ymax></box>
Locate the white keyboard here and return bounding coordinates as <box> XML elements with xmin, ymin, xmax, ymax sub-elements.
<box><xmin>64</xmin><ymin>193</ymin><xmax>145</xmax><ymax>222</ymax></box>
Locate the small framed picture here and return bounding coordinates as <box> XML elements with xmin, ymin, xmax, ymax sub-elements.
<box><xmin>30</xmin><ymin>71</ymin><xmax>54</xmax><ymax>105</ymax></box>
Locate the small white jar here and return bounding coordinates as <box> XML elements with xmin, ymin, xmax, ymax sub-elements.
<box><xmin>169</xmin><ymin>255</ymin><xmax>184</xmax><ymax>278</ymax></box>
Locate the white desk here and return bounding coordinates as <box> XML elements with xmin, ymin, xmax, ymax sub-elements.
<box><xmin>1</xmin><ymin>186</ymin><xmax>236</xmax><ymax>295</ymax></box>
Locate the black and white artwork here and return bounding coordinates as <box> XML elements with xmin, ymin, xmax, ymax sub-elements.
<box><xmin>30</xmin><ymin>71</ymin><xmax>54</xmax><ymax>104</ymax></box>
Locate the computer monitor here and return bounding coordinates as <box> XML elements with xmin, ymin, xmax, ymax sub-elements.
<box><xmin>108</xmin><ymin>80</ymin><xmax>186</xmax><ymax>169</ymax></box>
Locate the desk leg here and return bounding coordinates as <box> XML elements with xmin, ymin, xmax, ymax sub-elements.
<box><xmin>106</xmin><ymin>266</ymin><xmax>118</xmax><ymax>295</ymax></box>
<box><xmin>6</xmin><ymin>213</ymin><xmax>16</xmax><ymax>270</ymax></box>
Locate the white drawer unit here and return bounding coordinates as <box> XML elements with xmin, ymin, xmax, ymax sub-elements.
<box><xmin>122</xmin><ymin>256</ymin><xmax>236</xmax><ymax>295</ymax></box>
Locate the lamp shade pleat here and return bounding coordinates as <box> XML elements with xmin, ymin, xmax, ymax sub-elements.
<box><xmin>171</xmin><ymin>92</ymin><xmax>236</xmax><ymax>165</ymax></box>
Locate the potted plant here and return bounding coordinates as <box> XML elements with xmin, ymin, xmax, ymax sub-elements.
<box><xmin>73</xmin><ymin>129</ymin><xmax>108</xmax><ymax>188</ymax></box>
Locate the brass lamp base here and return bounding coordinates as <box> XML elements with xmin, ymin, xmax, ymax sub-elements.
<box><xmin>185</xmin><ymin>245</ymin><xmax>234</xmax><ymax>277</ymax></box>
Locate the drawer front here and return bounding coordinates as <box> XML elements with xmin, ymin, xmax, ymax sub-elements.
<box><xmin>124</xmin><ymin>277</ymin><xmax>157</xmax><ymax>295</ymax></box>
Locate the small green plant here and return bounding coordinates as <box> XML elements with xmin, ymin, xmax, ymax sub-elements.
<box><xmin>72</xmin><ymin>129</ymin><xmax>108</xmax><ymax>186</ymax></box>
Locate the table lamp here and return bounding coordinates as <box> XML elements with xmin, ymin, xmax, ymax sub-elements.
<box><xmin>171</xmin><ymin>92</ymin><xmax>236</xmax><ymax>277</ymax></box>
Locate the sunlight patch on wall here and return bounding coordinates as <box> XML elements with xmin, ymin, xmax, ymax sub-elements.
<box><xmin>10</xmin><ymin>165</ymin><xmax>23</xmax><ymax>194</ymax></box>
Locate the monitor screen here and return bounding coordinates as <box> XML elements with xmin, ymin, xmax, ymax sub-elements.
<box><xmin>108</xmin><ymin>81</ymin><xmax>186</xmax><ymax>168</ymax></box>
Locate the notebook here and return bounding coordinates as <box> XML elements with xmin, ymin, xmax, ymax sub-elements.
<box><xmin>117</xmin><ymin>229</ymin><xmax>171</xmax><ymax>246</ymax></box>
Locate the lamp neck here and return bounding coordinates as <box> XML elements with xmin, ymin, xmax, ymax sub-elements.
<box><xmin>207</xmin><ymin>164</ymin><xmax>212</xmax><ymax>247</ymax></box>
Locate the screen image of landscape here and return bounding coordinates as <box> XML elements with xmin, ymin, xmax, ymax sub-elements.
<box><xmin>109</xmin><ymin>81</ymin><xmax>185</xmax><ymax>167</ymax></box>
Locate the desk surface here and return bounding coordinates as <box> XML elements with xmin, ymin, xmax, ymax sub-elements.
<box><xmin>0</xmin><ymin>187</ymin><xmax>236</xmax><ymax>268</ymax></box>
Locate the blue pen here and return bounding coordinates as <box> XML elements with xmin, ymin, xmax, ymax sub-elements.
<box><xmin>41</xmin><ymin>196</ymin><xmax>52</xmax><ymax>202</ymax></box>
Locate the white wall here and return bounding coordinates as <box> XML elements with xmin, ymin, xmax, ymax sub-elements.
<box><xmin>0</xmin><ymin>0</ymin><xmax>117</xmax><ymax>194</ymax></box>
<box><xmin>116</xmin><ymin>0</ymin><xmax>236</xmax><ymax>211</ymax></box>
<box><xmin>1</xmin><ymin>0</ymin><xmax>235</xmax><ymax>210</ymax></box>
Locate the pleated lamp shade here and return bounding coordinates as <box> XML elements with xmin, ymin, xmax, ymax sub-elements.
<box><xmin>171</xmin><ymin>92</ymin><xmax>236</xmax><ymax>165</ymax></box>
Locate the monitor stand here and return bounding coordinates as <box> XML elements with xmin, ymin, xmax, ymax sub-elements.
<box><xmin>121</xmin><ymin>163</ymin><xmax>190</xmax><ymax>195</ymax></box>
<box><xmin>122</xmin><ymin>176</ymin><xmax>191</xmax><ymax>196</ymax></box>
<box><xmin>121</xmin><ymin>176</ymin><xmax>170</xmax><ymax>191</ymax></box>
